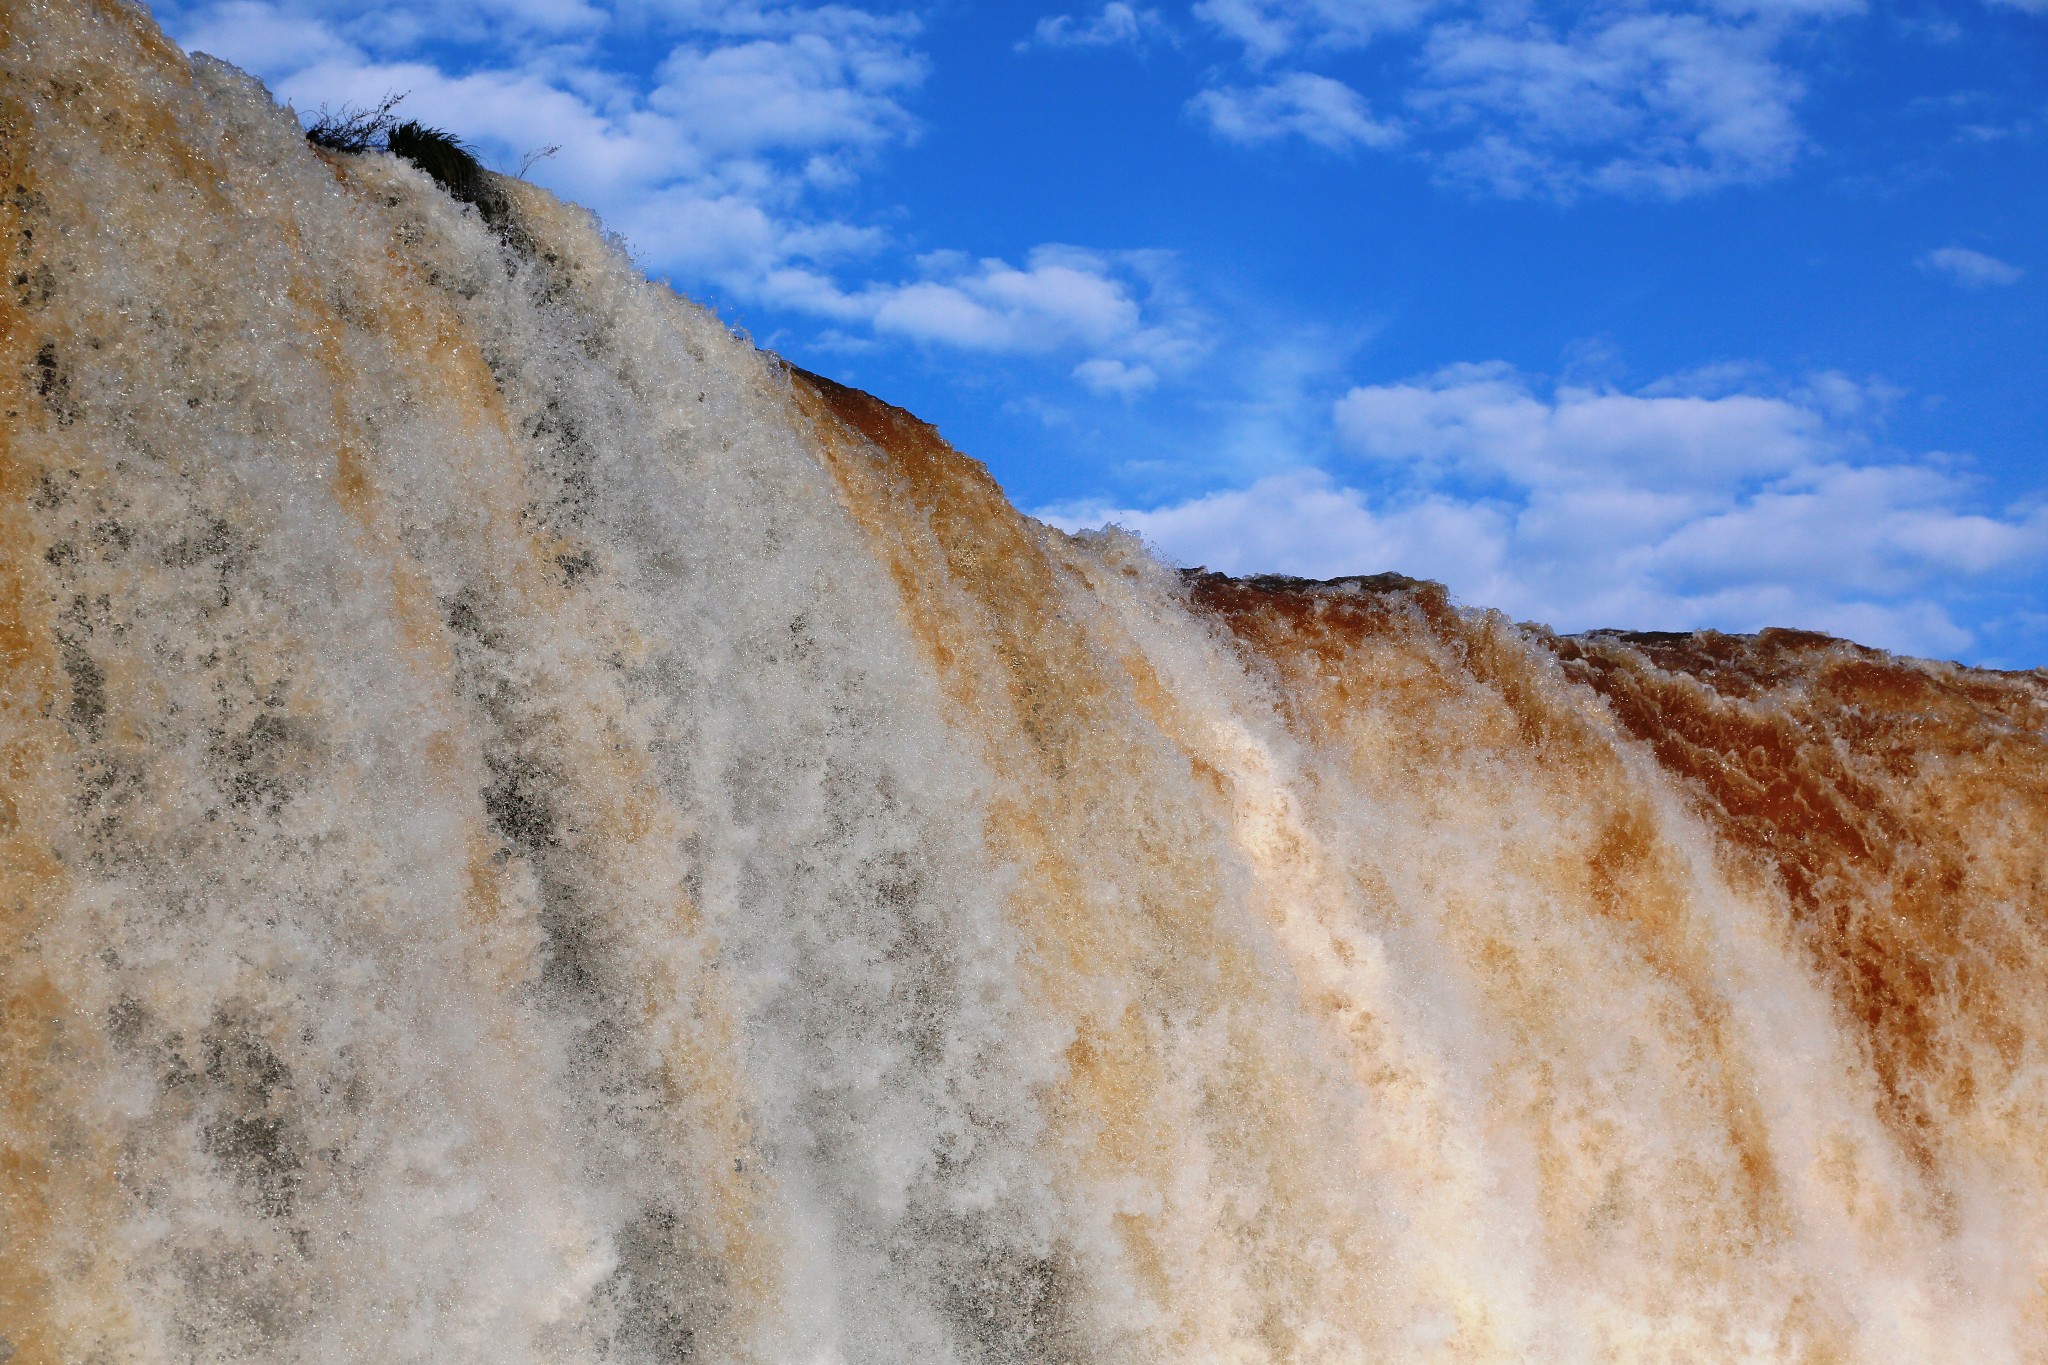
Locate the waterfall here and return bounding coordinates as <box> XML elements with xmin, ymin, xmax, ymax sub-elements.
<box><xmin>5</xmin><ymin>4</ymin><xmax>2046</xmax><ymax>1360</ymax></box>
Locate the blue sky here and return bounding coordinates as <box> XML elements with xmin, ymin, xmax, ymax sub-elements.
<box><xmin>159</xmin><ymin>0</ymin><xmax>2048</xmax><ymax>663</ymax></box>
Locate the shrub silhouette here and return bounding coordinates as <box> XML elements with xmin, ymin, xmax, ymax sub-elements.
<box><xmin>386</xmin><ymin>121</ymin><xmax>489</xmax><ymax>205</ymax></box>
<box><xmin>304</xmin><ymin>94</ymin><xmax>403</xmax><ymax>154</ymax></box>
<box><xmin>304</xmin><ymin>99</ymin><xmax>510</xmax><ymax>230</ymax></box>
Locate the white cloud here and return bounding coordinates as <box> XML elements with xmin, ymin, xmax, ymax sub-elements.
<box><xmin>1191</xmin><ymin>0</ymin><xmax>1439</xmax><ymax>64</ymax></box>
<box><xmin>164</xmin><ymin>0</ymin><xmax>1189</xmax><ymax>390</ymax></box>
<box><xmin>1920</xmin><ymin>245</ymin><xmax>2025</xmax><ymax>288</ymax></box>
<box><xmin>1179</xmin><ymin>0</ymin><xmax>1853</xmax><ymax>197</ymax></box>
<box><xmin>749</xmin><ymin>246</ymin><xmax>1205</xmax><ymax>382</ymax></box>
<box><xmin>236</xmin><ymin>0</ymin><xmax>611</xmax><ymax>56</ymax></box>
<box><xmin>1191</xmin><ymin>72</ymin><xmax>1403</xmax><ymax>150</ymax></box>
<box><xmin>1022</xmin><ymin>3</ymin><xmax>1170</xmax><ymax>51</ymax></box>
<box><xmin>170</xmin><ymin>0</ymin><xmax>921</xmax><ymax>210</ymax></box>
<box><xmin>900</xmin><ymin>249</ymin><xmax>1142</xmax><ymax>348</ymax></box>
<box><xmin>1414</xmin><ymin>14</ymin><xmax>1806</xmax><ymax>197</ymax></box>
<box><xmin>1044</xmin><ymin>363</ymin><xmax>2048</xmax><ymax>658</ymax></box>
<box><xmin>649</xmin><ymin>32</ymin><xmax>924</xmax><ymax>158</ymax></box>
<box><xmin>1073</xmin><ymin>357</ymin><xmax>1160</xmax><ymax>396</ymax></box>
<box><xmin>178</xmin><ymin>0</ymin><xmax>361</xmax><ymax>69</ymax></box>
<box><xmin>1332</xmin><ymin>360</ymin><xmax>1829</xmax><ymax>489</ymax></box>
<box><xmin>631</xmin><ymin>0</ymin><xmax>920</xmax><ymax>38</ymax></box>
<box><xmin>1042</xmin><ymin>468</ymin><xmax>1510</xmax><ymax>586</ymax></box>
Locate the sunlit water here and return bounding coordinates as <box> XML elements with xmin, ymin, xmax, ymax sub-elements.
<box><xmin>5</xmin><ymin>5</ymin><xmax>2047</xmax><ymax>1360</ymax></box>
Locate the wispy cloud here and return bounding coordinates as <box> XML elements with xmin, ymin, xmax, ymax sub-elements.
<box><xmin>1192</xmin><ymin>0</ymin><xmax>1437</xmax><ymax>65</ymax></box>
<box><xmin>1042</xmin><ymin>362</ymin><xmax>2048</xmax><ymax>657</ymax></box>
<box><xmin>1191</xmin><ymin>72</ymin><xmax>1403</xmax><ymax>151</ymax></box>
<box><xmin>162</xmin><ymin>0</ymin><xmax>1192</xmax><ymax>388</ymax></box>
<box><xmin>752</xmin><ymin>245</ymin><xmax>1207</xmax><ymax>377</ymax></box>
<box><xmin>1920</xmin><ymin>245</ymin><xmax>2025</xmax><ymax>287</ymax></box>
<box><xmin>1168</xmin><ymin>0</ymin><xmax>1863</xmax><ymax>198</ymax></box>
<box><xmin>167</xmin><ymin>0</ymin><xmax>922</xmax><ymax>239</ymax></box>
<box><xmin>1412</xmin><ymin>13</ymin><xmax>1808</xmax><ymax>197</ymax></box>
<box><xmin>1020</xmin><ymin>3</ymin><xmax>1172</xmax><ymax>52</ymax></box>
<box><xmin>1073</xmin><ymin>357</ymin><xmax>1161</xmax><ymax>397</ymax></box>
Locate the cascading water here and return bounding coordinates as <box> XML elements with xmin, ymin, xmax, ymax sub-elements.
<box><xmin>4</xmin><ymin>4</ymin><xmax>2046</xmax><ymax>1360</ymax></box>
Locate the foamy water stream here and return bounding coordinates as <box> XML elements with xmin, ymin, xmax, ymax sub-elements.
<box><xmin>4</xmin><ymin>5</ymin><xmax>2047</xmax><ymax>1359</ymax></box>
